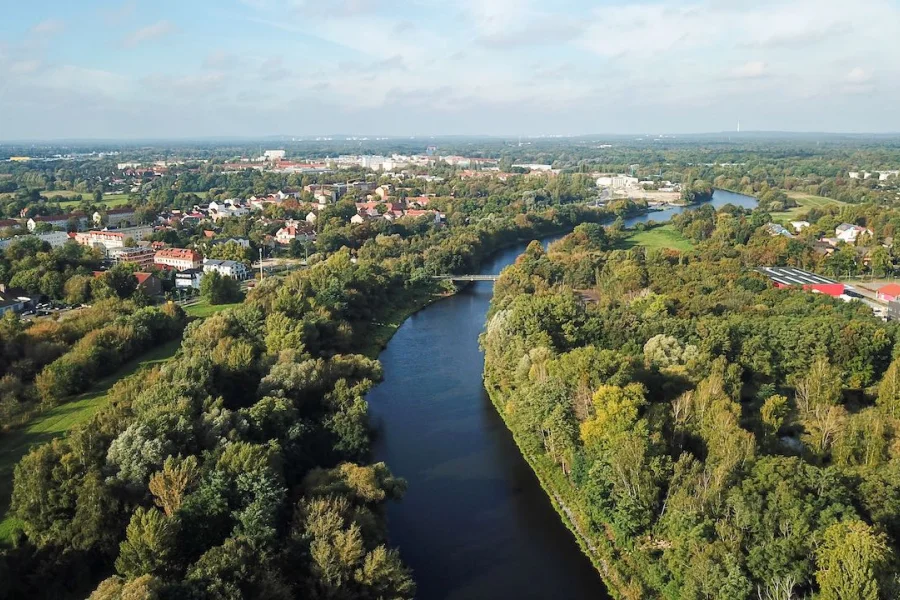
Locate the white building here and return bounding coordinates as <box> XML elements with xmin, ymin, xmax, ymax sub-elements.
<box><xmin>0</xmin><ymin>231</ymin><xmax>72</xmax><ymax>250</ymax></box>
<box><xmin>203</xmin><ymin>259</ymin><xmax>250</xmax><ymax>281</ymax></box>
<box><xmin>790</xmin><ymin>221</ymin><xmax>811</xmax><ymax>233</ymax></box>
<box><xmin>513</xmin><ymin>164</ymin><xmax>553</xmax><ymax>171</ymax></box>
<box><xmin>835</xmin><ymin>223</ymin><xmax>872</xmax><ymax>243</ymax></box>
<box><xmin>74</xmin><ymin>226</ymin><xmax>152</xmax><ymax>253</ymax></box>
<box><xmin>93</xmin><ymin>208</ymin><xmax>136</xmax><ymax>227</ymax></box>
<box><xmin>611</xmin><ymin>175</ymin><xmax>640</xmax><ymax>189</ymax></box>
<box><xmin>263</xmin><ymin>150</ymin><xmax>286</xmax><ymax>161</ymax></box>
<box><xmin>175</xmin><ymin>268</ymin><xmax>204</xmax><ymax>289</ymax></box>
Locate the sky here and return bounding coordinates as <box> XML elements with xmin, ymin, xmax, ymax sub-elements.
<box><xmin>1</xmin><ymin>0</ymin><xmax>899</xmax><ymax>139</ymax></box>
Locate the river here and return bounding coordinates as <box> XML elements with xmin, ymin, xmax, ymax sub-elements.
<box><xmin>366</xmin><ymin>189</ymin><xmax>757</xmax><ymax>600</ymax></box>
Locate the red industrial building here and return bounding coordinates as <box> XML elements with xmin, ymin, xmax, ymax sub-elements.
<box><xmin>758</xmin><ymin>267</ymin><xmax>846</xmax><ymax>298</ymax></box>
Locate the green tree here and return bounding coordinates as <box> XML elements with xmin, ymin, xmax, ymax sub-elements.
<box><xmin>816</xmin><ymin>520</ymin><xmax>892</xmax><ymax>600</ymax></box>
<box><xmin>115</xmin><ymin>507</ymin><xmax>179</xmax><ymax>578</ymax></box>
<box><xmin>200</xmin><ymin>270</ymin><xmax>243</xmax><ymax>305</ymax></box>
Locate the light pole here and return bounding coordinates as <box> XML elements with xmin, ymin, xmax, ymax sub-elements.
<box><xmin>259</xmin><ymin>247</ymin><xmax>264</xmax><ymax>280</ymax></box>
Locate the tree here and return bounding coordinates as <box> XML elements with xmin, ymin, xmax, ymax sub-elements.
<box><xmin>760</xmin><ymin>394</ymin><xmax>789</xmax><ymax>443</ymax></box>
<box><xmin>115</xmin><ymin>507</ymin><xmax>178</xmax><ymax>578</ymax></box>
<box><xmin>149</xmin><ymin>455</ymin><xmax>200</xmax><ymax>517</ymax></box>
<box><xmin>104</xmin><ymin>264</ymin><xmax>138</xmax><ymax>299</ymax></box>
<box><xmin>816</xmin><ymin>520</ymin><xmax>892</xmax><ymax>600</ymax></box>
<box><xmin>870</xmin><ymin>246</ymin><xmax>893</xmax><ymax>277</ymax></box>
<box><xmin>200</xmin><ymin>270</ymin><xmax>242</xmax><ymax>305</ymax></box>
<box><xmin>64</xmin><ymin>274</ymin><xmax>94</xmax><ymax>304</ymax></box>
<box><xmin>877</xmin><ymin>357</ymin><xmax>900</xmax><ymax>418</ymax></box>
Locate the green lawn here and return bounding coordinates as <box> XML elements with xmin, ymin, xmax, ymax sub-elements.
<box><xmin>771</xmin><ymin>192</ymin><xmax>846</xmax><ymax>220</ymax></box>
<box><xmin>0</xmin><ymin>338</ymin><xmax>182</xmax><ymax>542</ymax></box>
<box><xmin>57</xmin><ymin>193</ymin><xmax>131</xmax><ymax>208</ymax></box>
<box><xmin>621</xmin><ymin>224</ymin><xmax>694</xmax><ymax>251</ymax></box>
<box><xmin>183</xmin><ymin>299</ymin><xmax>244</xmax><ymax>318</ymax></box>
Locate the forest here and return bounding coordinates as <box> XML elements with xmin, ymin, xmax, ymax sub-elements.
<box><xmin>483</xmin><ymin>213</ymin><xmax>900</xmax><ymax>599</ymax></box>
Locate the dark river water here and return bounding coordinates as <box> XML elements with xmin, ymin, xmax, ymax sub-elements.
<box><xmin>366</xmin><ymin>190</ymin><xmax>757</xmax><ymax>600</ymax></box>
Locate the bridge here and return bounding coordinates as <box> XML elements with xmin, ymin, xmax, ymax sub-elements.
<box><xmin>433</xmin><ymin>274</ymin><xmax>499</xmax><ymax>282</ymax></box>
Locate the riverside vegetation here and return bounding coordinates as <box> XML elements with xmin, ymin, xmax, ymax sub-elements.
<box><xmin>482</xmin><ymin>215</ymin><xmax>900</xmax><ymax>599</ymax></box>
<box><xmin>0</xmin><ymin>197</ymin><xmax>618</xmax><ymax>599</ymax></box>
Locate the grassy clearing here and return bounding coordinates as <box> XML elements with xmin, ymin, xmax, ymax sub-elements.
<box><xmin>771</xmin><ymin>192</ymin><xmax>846</xmax><ymax>220</ymax></box>
<box><xmin>620</xmin><ymin>224</ymin><xmax>694</xmax><ymax>252</ymax></box>
<box><xmin>57</xmin><ymin>193</ymin><xmax>131</xmax><ymax>208</ymax></box>
<box><xmin>0</xmin><ymin>338</ymin><xmax>182</xmax><ymax>541</ymax></box>
<box><xmin>183</xmin><ymin>299</ymin><xmax>244</xmax><ymax>318</ymax></box>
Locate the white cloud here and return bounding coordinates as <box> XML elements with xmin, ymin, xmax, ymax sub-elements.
<box><xmin>122</xmin><ymin>21</ymin><xmax>176</xmax><ymax>48</ymax></box>
<box><xmin>30</xmin><ymin>19</ymin><xmax>65</xmax><ymax>35</ymax></box>
<box><xmin>731</xmin><ymin>61</ymin><xmax>768</xmax><ymax>79</ymax></box>
<box><xmin>142</xmin><ymin>72</ymin><xmax>226</xmax><ymax>95</ymax></box>
<box><xmin>102</xmin><ymin>1</ymin><xmax>137</xmax><ymax>25</ymax></box>
<box><xmin>9</xmin><ymin>59</ymin><xmax>42</xmax><ymax>75</ymax></box>
<box><xmin>203</xmin><ymin>50</ymin><xmax>238</xmax><ymax>70</ymax></box>
<box><xmin>846</xmin><ymin>67</ymin><xmax>872</xmax><ymax>83</ymax></box>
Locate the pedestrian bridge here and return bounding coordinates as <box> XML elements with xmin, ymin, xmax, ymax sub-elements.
<box><xmin>433</xmin><ymin>274</ymin><xmax>499</xmax><ymax>282</ymax></box>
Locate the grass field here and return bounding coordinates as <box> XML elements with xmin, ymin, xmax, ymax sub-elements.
<box><xmin>771</xmin><ymin>192</ymin><xmax>846</xmax><ymax>220</ymax></box>
<box><xmin>620</xmin><ymin>224</ymin><xmax>694</xmax><ymax>252</ymax></box>
<box><xmin>0</xmin><ymin>189</ymin><xmax>133</xmax><ymax>208</ymax></box>
<box><xmin>57</xmin><ymin>193</ymin><xmax>131</xmax><ymax>208</ymax></box>
<box><xmin>183</xmin><ymin>299</ymin><xmax>244</xmax><ymax>318</ymax></box>
<box><xmin>0</xmin><ymin>338</ymin><xmax>182</xmax><ymax>542</ymax></box>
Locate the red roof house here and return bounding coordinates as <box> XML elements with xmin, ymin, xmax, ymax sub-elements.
<box><xmin>877</xmin><ymin>283</ymin><xmax>900</xmax><ymax>302</ymax></box>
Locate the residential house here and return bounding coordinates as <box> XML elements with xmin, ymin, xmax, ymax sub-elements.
<box><xmin>764</xmin><ymin>223</ymin><xmax>793</xmax><ymax>237</ymax></box>
<box><xmin>209</xmin><ymin>200</ymin><xmax>249</xmax><ymax>221</ymax></box>
<box><xmin>403</xmin><ymin>209</ymin><xmax>441</xmax><ymax>223</ymax></box>
<box><xmin>877</xmin><ymin>284</ymin><xmax>900</xmax><ymax>303</ymax></box>
<box><xmin>27</xmin><ymin>213</ymin><xmax>86</xmax><ymax>232</ymax></box>
<box><xmin>155</xmin><ymin>248</ymin><xmax>203</xmax><ymax>271</ymax></box>
<box><xmin>835</xmin><ymin>223</ymin><xmax>872</xmax><ymax>243</ymax></box>
<box><xmin>305</xmin><ymin>211</ymin><xmax>317</xmax><ymax>225</ymax></box>
<box><xmin>94</xmin><ymin>207</ymin><xmax>136</xmax><ymax>227</ymax></box>
<box><xmin>350</xmin><ymin>214</ymin><xmax>366</xmax><ymax>225</ymax></box>
<box><xmin>375</xmin><ymin>185</ymin><xmax>393</xmax><ymax>200</ymax></box>
<box><xmin>134</xmin><ymin>272</ymin><xmax>162</xmax><ymax>296</ymax></box>
<box><xmin>790</xmin><ymin>221</ymin><xmax>810</xmax><ymax>232</ymax></box>
<box><xmin>175</xmin><ymin>268</ymin><xmax>204</xmax><ymax>289</ymax></box>
<box><xmin>275</xmin><ymin>220</ymin><xmax>315</xmax><ymax>245</ymax></box>
<box><xmin>203</xmin><ymin>259</ymin><xmax>250</xmax><ymax>280</ymax></box>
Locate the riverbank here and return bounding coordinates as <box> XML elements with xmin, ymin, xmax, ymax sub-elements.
<box><xmin>482</xmin><ymin>383</ymin><xmax>631</xmax><ymax>599</ymax></box>
<box><xmin>358</xmin><ymin>219</ymin><xmax>618</xmax><ymax>359</ymax></box>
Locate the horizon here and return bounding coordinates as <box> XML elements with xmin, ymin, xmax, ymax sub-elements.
<box><xmin>4</xmin><ymin>130</ymin><xmax>900</xmax><ymax>146</ymax></box>
<box><xmin>3</xmin><ymin>0</ymin><xmax>900</xmax><ymax>139</ymax></box>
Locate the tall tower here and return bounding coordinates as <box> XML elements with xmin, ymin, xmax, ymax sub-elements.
<box><xmin>737</xmin><ymin>121</ymin><xmax>741</xmax><ymax>133</ymax></box>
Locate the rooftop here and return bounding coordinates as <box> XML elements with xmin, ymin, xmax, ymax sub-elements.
<box><xmin>757</xmin><ymin>267</ymin><xmax>839</xmax><ymax>287</ymax></box>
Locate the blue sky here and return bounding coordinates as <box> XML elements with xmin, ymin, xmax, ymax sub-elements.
<box><xmin>1</xmin><ymin>0</ymin><xmax>899</xmax><ymax>139</ymax></box>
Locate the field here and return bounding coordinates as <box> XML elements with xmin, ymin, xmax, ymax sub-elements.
<box><xmin>620</xmin><ymin>224</ymin><xmax>694</xmax><ymax>251</ymax></box>
<box><xmin>771</xmin><ymin>191</ymin><xmax>846</xmax><ymax>220</ymax></box>
<box><xmin>57</xmin><ymin>192</ymin><xmax>131</xmax><ymax>208</ymax></box>
<box><xmin>0</xmin><ymin>338</ymin><xmax>182</xmax><ymax>541</ymax></box>
<box><xmin>0</xmin><ymin>189</ymin><xmax>132</xmax><ymax>208</ymax></box>
<box><xmin>183</xmin><ymin>298</ymin><xmax>244</xmax><ymax>318</ymax></box>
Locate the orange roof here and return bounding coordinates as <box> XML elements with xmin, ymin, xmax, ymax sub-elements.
<box><xmin>134</xmin><ymin>272</ymin><xmax>154</xmax><ymax>284</ymax></box>
<box><xmin>155</xmin><ymin>248</ymin><xmax>202</xmax><ymax>260</ymax></box>
<box><xmin>878</xmin><ymin>283</ymin><xmax>900</xmax><ymax>297</ymax></box>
